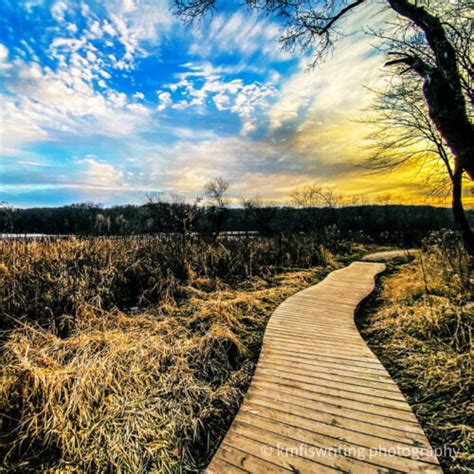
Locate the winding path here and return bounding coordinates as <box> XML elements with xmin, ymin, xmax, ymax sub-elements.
<box><xmin>207</xmin><ymin>254</ymin><xmax>442</xmax><ymax>473</ymax></box>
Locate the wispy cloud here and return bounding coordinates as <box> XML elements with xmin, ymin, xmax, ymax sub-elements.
<box><xmin>76</xmin><ymin>157</ymin><xmax>126</xmax><ymax>189</ymax></box>
<box><xmin>51</xmin><ymin>1</ymin><xmax>68</xmax><ymax>22</ymax></box>
<box><xmin>189</xmin><ymin>11</ymin><xmax>291</xmax><ymax>63</ymax></box>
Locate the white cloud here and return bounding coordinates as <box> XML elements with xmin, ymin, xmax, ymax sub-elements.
<box><xmin>122</xmin><ymin>0</ymin><xmax>137</xmax><ymax>13</ymax></box>
<box><xmin>126</xmin><ymin>103</ymin><xmax>149</xmax><ymax>115</ymax></box>
<box><xmin>47</xmin><ymin>0</ymin><xmax>172</xmax><ymax>76</ymax></box>
<box><xmin>80</xmin><ymin>2</ymin><xmax>90</xmax><ymax>16</ymax></box>
<box><xmin>5</xmin><ymin>156</ymin><xmax>131</xmax><ymax>197</ymax></box>
<box><xmin>66</xmin><ymin>23</ymin><xmax>78</xmax><ymax>33</ymax></box>
<box><xmin>2</xmin><ymin>54</ymin><xmax>153</xmax><ymax>155</ymax></box>
<box><xmin>103</xmin><ymin>21</ymin><xmax>116</xmax><ymax>37</ymax></box>
<box><xmin>0</xmin><ymin>94</ymin><xmax>49</xmax><ymax>155</ymax></box>
<box><xmin>104</xmin><ymin>0</ymin><xmax>172</xmax><ymax>70</ymax></box>
<box><xmin>76</xmin><ymin>157</ymin><xmax>125</xmax><ymax>189</ymax></box>
<box><xmin>51</xmin><ymin>1</ymin><xmax>68</xmax><ymax>22</ymax></box>
<box><xmin>119</xmin><ymin>130</ymin><xmax>336</xmax><ymax>201</ymax></box>
<box><xmin>0</xmin><ymin>44</ymin><xmax>12</xmax><ymax>71</ymax></box>
<box><xmin>18</xmin><ymin>62</ymin><xmax>42</xmax><ymax>79</ymax></box>
<box><xmin>50</xmin><ymin>37</ymin><xmax>85</xmax><ymax>54</ymax></box>
<box><xmin>134</xmin><ymin>134</ymin><xmax>276</xmax><ymax>192</ymax></box>
<box><xmin>89</xmin><ymin>21</ymin><xmax>103</xmax><ymax>38</ymax></box>
<box><xmin>213</xmin><ymin>93</ymin><xmax>229</xmax><ymax>111</ymax></box>
<box><xmin>0</xmin><ymin>7</ymin><xmax>168</xmax><ymax>154</ymax></box>
<box><xmin>162</xmin><ymin>62</ymin><xmax>276</xmax><ymax>134</ymax></box>
<box><xmin>157</xmin><ymin>91</ymin><xmax>171</xmax><ymax>111</ymax></box>
<box><xmin>23</xmin><ymin>1</ymin><xmax>43</xmax><ymax>14</ymax></box>
<box><xmin>231</xmin><ymin>82</ymin><xmax>275</xmax><ymax>135</ymax></box>
<box><xmin>0</xmin><ymin>0</ymin><xmax>172</xmax><ymax>151</ymax></box>
<box><xmin>171</xmin><ymin>99</ymin><xmax>190</xmax><ymax>110</ymax></box>
<box><xmin>86</xmin><ymin>50</ymin><xmax>97</xmax><ymax>62</ymax></box>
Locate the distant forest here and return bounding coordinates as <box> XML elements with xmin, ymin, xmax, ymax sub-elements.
<box><xmin>1</xmin><ymin>202</ymin><xmax>472</xmax><ymax>246</ymax></box>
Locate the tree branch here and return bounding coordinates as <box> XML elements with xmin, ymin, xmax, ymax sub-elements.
<box><xmin>320</xmin><ymin>0</ymin><xmax>366</xmax><ymax>35</ymax></box>
<box><xmin>385</xmin><ymin>54</ymin><xmax>432</xmax><ymax>78</ymax></box>
<box><xmin>387</xmin><ymin>0</ymin><xmax>458</xmax><ymax>75</ymax></box>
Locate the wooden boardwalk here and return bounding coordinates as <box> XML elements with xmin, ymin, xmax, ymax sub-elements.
<box><xmin>207</xmin><ymin>260</ymin><xmax>442</xmax><ymax>473</ymax></box>
<box><xmin>361</xmin><ymin>249</ymin><xmax>417</xmax><ymax>262</ymax></box>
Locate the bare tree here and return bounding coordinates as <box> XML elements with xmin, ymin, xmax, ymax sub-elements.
<box><xmin>365</xmin><ymin>73</ymin><xmax>474</xmax><ymax>251</ymax></box>
<box><xmin>345</xmin><ymin>194</ymin><xmax>369</xmax><ymax>206</ymax></box>
<box><xmin>204</xmin><ymin>176</ymin><xmax>230</xmax><ymax>208</ymax></box>
<box><xmin>173</xmin><ymin>0</ymin><xmax>474</xmax><ymax>247</ymax></box>
<box><xmin>291</xmin><ymin>185</ymin><xmax>321</xmax><ymax>209</ymax></box>
<box><xmin>291</xmin><ymin>184</ymin><xmax>341</xmax><ymax>231</ymax></box>
<box><xmin>291</xmin><ymin>184</ymin><xmax>341</xmax><ymax>209</ymax></box>
<box><xmin>203</xmin><ymin>176</ymin><xmax>230</xmax><ymax>240</ymax></box>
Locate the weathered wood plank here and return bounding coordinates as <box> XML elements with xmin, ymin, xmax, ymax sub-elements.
<box><xmin>243</xmin><ymin>394</ymin><xmax>430</xmax><ymax>447</ymax></box>
<box><xmin>256</xmin><ymin>361</ymin><xmax>404</xmax><ymax>393</ymax></box>
<box><xmin>260</xmin><ymin>355</ymin><xmax>394</xmax><ymax>381</ymax></box>
<box><xmin>246</xmin><ymin>386</ymin><xmax>426</xmax><ymax>435</ymax></box>
<box><xmin>260</xmin><ymin>347</ymin><xmax>392</xmax><ymax>370</ymax></box>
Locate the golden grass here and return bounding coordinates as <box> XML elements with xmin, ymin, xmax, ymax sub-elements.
<box><xmin>0</xmin><ymin>235</ymin><xmax>338</xmax><ymax>331</ymax></box>
<box><xmin>0</xmin><ymin>236</ymin><xmax>330</xmax><ymax>472</ymax></box>
<box><xmin>359</xmin><ymin>231</ymin><xmax>473</xmax><ymax>474</ymax></box>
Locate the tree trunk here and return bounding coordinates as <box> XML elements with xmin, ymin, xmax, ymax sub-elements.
<box><xmin>388</xmin><ymin>0</ymin><xmax>474</xmax><ymax>180</ymax></box>
<box><xmin>451</xmin><ymin>167</ymin><xmax>474</xmax><ymax>255</ymax></box>
<box><xmin>422</xmin><ymin>70</ymin><xmax>474</xmax><ymax>181</ymax></box>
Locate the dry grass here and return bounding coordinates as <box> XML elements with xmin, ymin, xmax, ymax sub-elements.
<box><xmin>0</xmin><ymin>236</ymin><xmax>332</xmax><ymax>472</ymax></box>
<box><xmin>359</xmin><ymin>231</ymin><xmax>473</xmax><ymax>474</ymax></box>
<box><xmin>0</xmin><ymin>236</ymin><xmax>337</xmax><ymax>332</ymax></box>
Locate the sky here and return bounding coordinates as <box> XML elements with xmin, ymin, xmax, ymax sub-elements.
<box><xmin>0</xmin><ymin>0</ymin><xmax>471</xmax><ymax>208</ymax></box>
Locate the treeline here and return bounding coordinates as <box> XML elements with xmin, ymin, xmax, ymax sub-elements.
<box><xmin>1</xmin><ymin>201</ymin><xmax>471</xmax><ymax>246</ymax></box>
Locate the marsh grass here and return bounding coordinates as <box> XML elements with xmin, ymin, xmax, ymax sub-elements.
<box><xmin>359</xmin><ymin>230</ymin><xmax>473</xmax><ymax>473</ymax></box>
<box><xmin>0</xmin><ymin>235</ymin><xmax>335</xmax><ymax>331</ymax></box>
<box><xmin>0</xmin><ymin>235</ymin><xmax>333</xmax><ymax>472</ymax></box>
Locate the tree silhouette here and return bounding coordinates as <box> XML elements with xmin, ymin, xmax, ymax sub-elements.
<box><xmin>203</xmin><ymin>176</ymin><xmax>230</xmax><ymax>240</ymax></box>
<box><xmin>365</xmin><ymin>74</ymin><xmax>474</xmax><ymax>252</ymax></box>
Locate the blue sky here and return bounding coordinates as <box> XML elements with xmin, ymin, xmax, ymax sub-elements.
<box><xmin>1</xmin><ymin>0</ymin><xmax>444</xmax><ymax>207</ymax></box>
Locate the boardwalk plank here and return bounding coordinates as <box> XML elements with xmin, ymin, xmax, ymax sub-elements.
<box><xmin>235</xmin><ymin>412</ymin><xmax>439</xmax><ymax>472</ymax></box>
<box><xmin>257</xmin><ymin>360</ymin><xmax>403</xmax><ymax>393</ymax></box>
<box><xmin>260</xmin><ymin>355</ymin><xmax>394</xmax><ymax>382</ymax></box>
<box><xmin>260</xmin><ymin>347</ymin><xmax>393</xmax><ymax>371</ymax></box>
<box><xmin>251</xmin><ymin>379</ymin><xmax>420</xmax><ymax>423</ymax></box>
<box><xmin>244</xmin><ymin>394</ymin><xmax>430</xmax><ymax>447</ymax></box>
<box><xmin>207</xmin><ymin>457</ymin><xmax>250</xmax><ymax>473</ymax></box>
<box><xmin>240</xmin><ymin>402</ymin><xmax>439</xmax><ymax>465</ymax></box>
<box><xmin>246</xmin><ymin>386</ymin><xmax>425</xmax><ymax>435</ymax></box>
<box><xmin>253</xmin><ymin>367</ymin><xmax>407</xmax><ymax>402</ymax></box>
